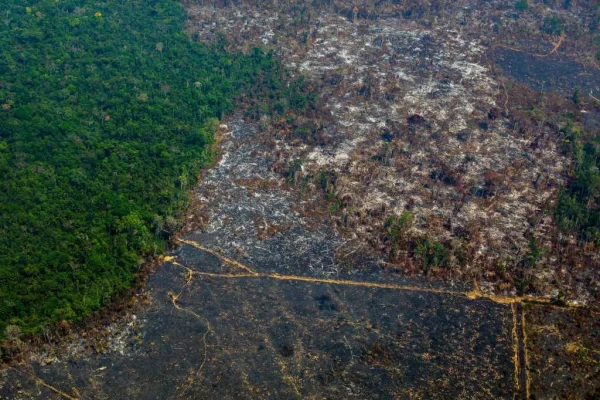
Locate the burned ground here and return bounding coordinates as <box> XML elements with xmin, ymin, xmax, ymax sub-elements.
<box><xmin>0</xmin><ymin>115</ymin><xmax>595</xmax><ymax>400</ymax></box>
<box><xmin>1</xmin><ymin>0</ymin><xmax>599</xmax><ymax>398</ymax></box>
<box><xmin>187</xmin><ymin>0</ymin><xmax>599</xmax><ymax>303</ymax></box>
<box><xmin>490</xmin><ymin>47</ymin><xmax>600</xmax><ymax>96</ymax></box>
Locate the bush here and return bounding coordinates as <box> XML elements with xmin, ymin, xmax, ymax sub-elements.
<box><xmin>415</xmin><ymin>238</ymin><xmax>449</xmax><ymax>268</ymax></box>
<box><xmin>543</xmin><ymin>16</ymin><xmax>566</xmax><ymax>35</ymax></box>
<box><xmin>384</xmin><ymin>211</ymin><xmax>413</xmax><ymax>242</ymax></box>
<box><xmin>554</xmin><ymin>123</ymin><xmax>600</xmax><ymax>244</ymax></box>
<box><xmin>515</xmin><ymin>0</ymin><xmax>529</xmax><ymax>12</ymax></box>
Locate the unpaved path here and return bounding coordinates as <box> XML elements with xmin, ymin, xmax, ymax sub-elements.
<box><xmin>6</xmin><ymin>115</ymin><xmax>594</xmax><ymax>399</ymax></box>
<box><xmin>2</xmin><ymin>4</ymin><xmax>599</xmax><ymax>398</ymax></box>
<box><xmin>2</xmin><ymin>117</ymin><xmax>522</xmax><ymax>399</ymax></box>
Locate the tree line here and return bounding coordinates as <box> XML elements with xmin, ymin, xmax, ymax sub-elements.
<box><xmin>0</xmin><ymin>0</ymin><xmax>313</xmax><ymax>336</ymax></box>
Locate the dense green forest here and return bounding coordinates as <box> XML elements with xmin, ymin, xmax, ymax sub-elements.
<box><xmin>0</xmin><ymin>0</ymin><xmax>312</xmax><ymax>335</ymax></box>
<box><xmin>555</xmin><ymin>121</ymin><xmax>600</xmax><ymax>244</ymax></box>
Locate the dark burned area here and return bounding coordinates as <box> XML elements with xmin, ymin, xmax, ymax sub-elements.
<box><xmin>1</xmin><ymin>110</ymin><xmax>596</xmax><ymax>397</ymax></box>
<box><xmin>2</xmin><ymin>0</ymin><xmax>600</xmax><ymax>399</ymax></box>
<box><xmin>490</xmin><ymin>47</ymin><xmax>600</xmax><ymax>97</ymax></box>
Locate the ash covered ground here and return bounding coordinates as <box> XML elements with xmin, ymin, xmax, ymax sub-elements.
<box><xmin>0</xmin><ymin>112</ymin><xmax>595</xmax><ymax>400</ymax></box>
<box><xmin>187</xmin><ymin>0</ymin><xmax>599</xmax><ymax>304</ymax></box>
<box><xmin>2</xmin><ymin>1</ymin><xmax>599</xmax><ymax>398</ymax></box>
<box><xmin>0</xmin><ymin>116</ymin><xmax>518</xmax><ymax>399</ymax></box>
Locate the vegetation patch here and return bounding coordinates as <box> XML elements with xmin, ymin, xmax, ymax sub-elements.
<box><xmin>0</xmin><ymin>0</ymin><xmax>306</xmax><ymax>335</ymax></box>
<box><xmin>555</xmin><ymin>121</ymin><xmax>600</xmax><ymax>244</ymax></box>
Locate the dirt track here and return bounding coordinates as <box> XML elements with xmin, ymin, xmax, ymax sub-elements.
<box><xmin>2</xmin><ymin>117</ymin><xmax>597</xmax><ymax>399</ymax></box>
<box><xmin>2</xmin><ymin>2</ymin><xmax>599</xmax><ymax>397</ymax></box>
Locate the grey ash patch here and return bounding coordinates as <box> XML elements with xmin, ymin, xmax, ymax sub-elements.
<box><xmin>185</xmin><ymin>116</ymin><xmax>350</xmax><ymax>277</ymax></box>
<box><xmin>0</xmin><ymin>272</ymin><xmax>518</xmax><ymax>399</ymax></box>
<box><xmin>491</xmin><ymin>48</ymin><xmax>600</xmax><ymax>97</ymax></box>
<box><xmin>0</xmin><ymin>116</ymin><xmax>519</xmax><ymax>400</ymax></box>
<box><xmin>3</xmin><ymin>2</ymin><xmax>598</xmax><ymax>398</ymax></box>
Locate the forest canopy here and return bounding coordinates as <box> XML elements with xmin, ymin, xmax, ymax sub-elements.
<box><xmin>0</xmin><ymin>0</ymin><xmax>309</xmax><ymax>334</ymax></box>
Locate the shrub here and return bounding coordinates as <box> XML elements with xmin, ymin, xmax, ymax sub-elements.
<box><xmin>515</xmin><ymin>0</ymin><xmax>529</xmax><ymax>12</ymax></box>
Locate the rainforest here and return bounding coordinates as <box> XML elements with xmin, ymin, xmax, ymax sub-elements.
<box><xmin>0</xmin><ymin>0</ymin><xmax>599</xmax><ymax>398</ymax></box>
<box><xmin>0</xmin><ymin>0</ymin><xmax>311</xmax><ymax>334</ymax></box>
